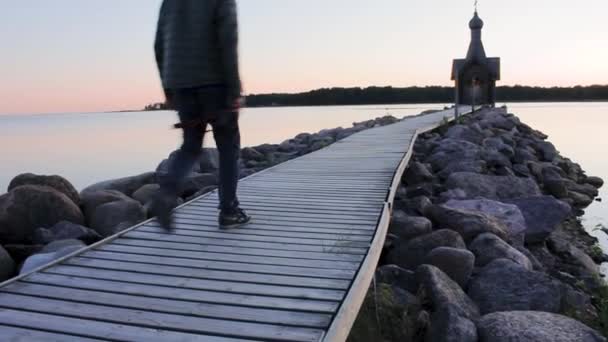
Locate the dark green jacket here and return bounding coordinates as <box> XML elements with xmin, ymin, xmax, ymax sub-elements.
<box><xmin>155</xmin><ymin>0</ymin><xmax>241</xmax><ymax>100</ymax></box>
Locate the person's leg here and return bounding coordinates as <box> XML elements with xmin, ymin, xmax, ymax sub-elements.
<box><xmin>154</xmin><ymin>88</ymin><xmax>207</xmax><ymax>229</ymax></box>
<box><xmin>212</xmin><ymin>110</ymin><xmax>241</xmax><ymax>212</ymax></box>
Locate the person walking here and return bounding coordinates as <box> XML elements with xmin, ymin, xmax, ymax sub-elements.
<box><xmin>151</xmin><ymin>0</ymin><xmax>251</xmax><ymax>230</ymax></box>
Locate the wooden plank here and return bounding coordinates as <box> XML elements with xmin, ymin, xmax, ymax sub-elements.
<box><xmin>24</xmin><ymin>273</ymin><xmax>339</xmax><ymax>313</ymax></box>
<box><xmin>123</xmin><ymin>231</ymin><xmax>369</xmax><ymax>254</ymax></box>
<box><xmin>97</xmin><ymin>244</ymin><xmax>361</xmax><ymax>270</ymax></box>
<box><xmin>0</xmin><ymin>308</ymin><xmax>249</xmax><ymax>342</ymax></box>
<box><xmin>190</xmin><ymin>201</ymin><xmax>380</xmax><ymax>214</ymax></box>
<box><xmin>45</xmin><ymin>265</ymin><xmax>346</xmax><ymax>301</ymax></box>
<box><xmin>64</xmin><ymin>257</ymin><xmax>352</xmax><ymax>289</ymax></box>
<box><xmin>184</xmin><ymin>203</ymin><xmax>380</xmax><ymax>219</ymax></box>
<box><xmin>0</xmin><ymin>293</ymin><xmax>326</xmax><ymax>342</ymax></box>
<box><xmin>81</xmin><ymin>250</ymin><xmax>356</xmax><ymax>279</ymax></box>
<box><xmin>112</xmin><ymin>238</ymin><xmax>365</xmax><ymax>262</ymax></box>
<box><xmin>1</xmin><ymin>282</ymin><xmax>332</xmax><ymax>328</ymax></box>
<box><xmin>137</xmin><ymin>226</ymin><xmax>372</xmax><ymax>244</ymax></box>
<box><xmin>0</xmin><ymin>325</ymin><xmax>103</xmax><ymax>342</ymax></box>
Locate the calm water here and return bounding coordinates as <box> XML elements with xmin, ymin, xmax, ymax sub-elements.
<box><xmin>0</xmin><ymin>102</ymin><xmax>606</xmax><ymax>251</ymax></box>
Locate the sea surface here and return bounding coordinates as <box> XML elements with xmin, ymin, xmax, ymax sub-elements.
<box><xmin>0</xmin><ymin>102</ymin><xmax>606</xmax><ymax>256</ymax></box>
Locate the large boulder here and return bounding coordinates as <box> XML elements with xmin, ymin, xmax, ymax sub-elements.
<box><xmin>199</xmin><ymin>148</ymin><xmax>220</xmax><ymax>174</ymax></box>
<box><xmin>0</xmin><ymin>245</ymin><xmax>15</xmax><ymax>282</ymax></box>
<box><xmin>445</xmin><ymin>125</ymin><xmax>485</xmax><ymax>145</ymax></box>
<box><xmin>375</xmin><ymin>265</ymin><xmax>418</xmax><ymax>293</ymax></box>
<box><xmin>469</xmin><ymin>233</ymin><xmax>533</xmax><ymax>270</ymax></box>
<box><xmin>443</xmin><ymin>198</ymin><xmax>527</xmax><ymax>239</ymax></box>
<box><xmin>388</xmin><ymin>230</ymin><xmax>466</xmax><ymax>269</ymax></box>
<box><xmin>180</xmin><ymin>173</ymin><xmax>218</xmax><ymax>198</ymax></box>
<box><xmin>241</xmin><ymin>147</ymin><xmax>265</xmax><ymax>162</ymax></box>
<box><xmin>416</xmin><ymin>264</ymin><xmax>479</xmax><ymax>320</ymax></box>
<box><xmin>423</xmin><ymin>247</ymin><xmax>475</xmax><ymax>288</ymax></box>
<box><xmin>0</xmin><ymin>185</ymin><xmax>85</xmax><ymax>244</ymax></box>
<box><xmin>445</xmin><ymin>172</ymin><xmax>541</xmax><ymax>200</ymax></box>
<box><xmin>585</xmin><ymin>176</ymin><xmax>604</xmax><ymax>189</ymax></box>
<box><xmin>132</xmin><ymin>184</ymin><xmax>161</xmax><ymax>205</ymax></box>
<box><xmin>404</xmin><ymin>162</ymin><xmax>434</xmax><ymax>185</ymax></box>
<box><xmin>80</xmin><ymin>190</ymin><xmax>133</xmax><ymax>223</ymax></box>
<box><xmin>426</xmin><ymin>306</ymin><xmax>478</xmax><ymax>342</ymax></box>
<box><xmin>477</xmin><ymin>311</ymin><xmax>605</xmax><ymax>342</ymax></box>
<box><xmin>8</xmin><ymin>173</ymin><xmax>80</xmax><ymax>205</ymax></box>
<box><xmin>436</xmin><ymin>160</ymin><xmax>486</xmax><ymax>180</ymax></box>
<box><xmin>468</xmin><ymin>259</ymin><xmax>562</xmax><ymax>314</ymax></box>
<box><xmin>427</xmin><ymin>139</ymin><xmax>481</xmax><ymax>171</ymax></box>
<box><xmin>81</xmin><ymin>172</ymin><xmax>157</xmax><ymax>197</ymax></box>
<box><xmin>505</xmin><ymin>196</ymin><xmax>571</xmax><ymax>244</ymax></box>
<box><xmin>389</xmin><ymin>212</ymin><xmax>432</xmax><ymax>241</ymax></box>
<box><xmin>426</xmin><ymin>205</ymin><xmax>509</xmax><ymax>243</ymax></box>
<box><xmin>89</xmin><ymin>199</ymin><xmax>146</xmax><ymax>237</ymax></box>
<box><xmin>32</xmin><ymin>221</ymin><xmax>102</xmax><ymax>245</ymax></box>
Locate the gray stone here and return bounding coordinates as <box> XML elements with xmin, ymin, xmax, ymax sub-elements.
<box><xmin>544</xmin><ymin>178</ymin><xmax>569</xmax><ymax>198</ymax></box>
<box><xmin>405</xmin><ymin>183</ymin><xmax>434</xmax><ymax>198</ymax></box>
<box><xmin>438</xmin><ymin>189</ymin><xmax>468</xmax><ymax>202</ymax></box>
<box><xmin>512</xmin><ymin>163</ymin><xmax>531</xmax><ymax>177</ymax></box>
<box><xmin>20</xmin><ymin>240</ymin><xmax>86</xmax><ymax>275</ymax></box>
<box><xmin>41</xmin><ymin>239</ymin><xmax>86</xmax><ymax>254</ymax></box>
<box><xmin>388</xmin><ymin>230</ymin><xmax>466</xmax><ymax>269</ymax></box>
<box><xmin>404</xmin><ymin>162</ymin><xmax>434</xmax><ymax>184</ymax></box>
<box><xmin>8</xmin><ymin>173</ymin><xmax>80</xmax><ymax>205</ymax></box>
<box><xmin>535</xmin><ymin>141</ymin><xmax>558</xmax><ymax>161</ymax></box>
<box><xmin>81</xmin><ymin>172</ymin><xmax>157</xmax><ymax>197</ymax></box>
<box><xmin>513</xmin><ymin>149</ymin><xmax>538</xmax><ymax>164</ymax></box>
<box><xmin>444</xmin><ymin>198</ymin><xmax>527</xmax><ymax>238</ymax></box>
<box><xmin>504</xmin><ymin>196</ymin><xmax>571</xmax><ymax>244</ymax></box>
<box><xmin>0</xmin><ymin>185</ymin><xmax>85</xmax><ymax>244</ymax></box>
<box><xmin>427</xmin><ymin>307</ymin><xmax>478</xmax><ymax>342</ymax></box>
<box><xmin>180</xmin><ymin>173</ymin><xmax>217</xmax><ymax>198</ymax></box>
<box><xmin>481</xmin><ymin>149</ymin><xmax>512</xmax><ymax>169</ymax></box>
<box><xmin>565</xmin><ymin>180</ymin><xmax>600</xmax><ymax>198</ymax></box>
<box><xmin>445</xmin><ymin>125</ymin><xmax>485</xmax><ymax>145</ymax></box>
<box><xmin>375</xmin><ymin>265</ymin><xmax>418</xmax><ymax>293</ymax></box>
<box><xmin>424</xmin><ymin>247</ymin><xmax>475</xmax><ymax>288</ymax></box>
<box><xmin>585</xmin><ymin>176</ymin><xmax>604</xmax><ymax>189</ymax></box>
<box><xmin>241</xmin><ymin>147</ymin><xmax>265</xmax><ymax>161</ymax></box>
<box><xmin>389</xmin><ymin>212</ymin><xmax>432</xmax><ymax>240</ymax></box>
<box><xmin>0</xmin><ymin>245</ymin><xmax>15</xmax><ymax>282</ymax></box>
<box><xmin>483</xmin><ymin>137</ymin><xmax>514</xmax><ymax>157</ymax></box>
<box><xmin>199</xmin><ymin>148</ymin><xmax>220</xmax><ymax>174</ymax></box>
<box><xmin>468</xmin><ymin>259</ymin><xmax>562</xmax><ymax>314</ymax></box>
<box><xmin>80</xmin><ymin>190</ymin><xmax>133</xmax><ymax>222</ymax></box>
<box><xmin>547</xmin><ymin>234</ymin><xmax>599</xmax><ymax>275</ymax></box>
<box><xmin>426</xmin><ymin>205</ymin><xmax>509</xmax><ymax>243</ymax></box>
<box><xmin>569</xmin><ymin>191</ymin><xmax>595</xmax><ymax>208</ymax></box>
<box><xmin>132</xmin><ymin>184</ymin><xmax>161</xmax><ymax>205</ymax></box>
<box><xmin>90</xmin><ymin>199</ymin><xmax>146</xmax><ymax>237</ymax></box>
<box><xmin>427</xmin><ymin>140</ymin><xmax>482</xmax><ymax>171</ymax></box>
<box><xmin>469</xmin><ymin>233</ymin><xmax>532</xmax><ymax>270</ymax></box>
<box><xmin>445</xmin><ymin>172</ymin><xmax>541</xmax><ymax>200</ymax></box>
<box><xmin>395</xmin><ymin>196</ymin><xmax>433</xmax><ymax>216</ymax></box>
<box><xmin>416</xmin><ymin>264</ymin><xmax>479</xmax><ymax>320</ymax></box>
<box><xmin>477</xmin><ymin>311</ymin><xmax>605</xmax><ymax>342</ymax></box>
<box><xmin>33</xmin><ymin>221</ymin><xmax>102</xmax><ymax>245</ymax></box>
<box><xmin>436</xmin><ymin>160</ymin><xmax>486</xmax><ymax>180</ymax></box>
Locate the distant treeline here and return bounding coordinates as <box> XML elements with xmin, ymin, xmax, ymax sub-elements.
<box><xmin>244</xmin><ymin>85</ymin><xmax>608</xmax><ymax>107</ymax></box>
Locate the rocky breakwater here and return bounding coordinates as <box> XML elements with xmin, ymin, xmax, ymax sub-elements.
<box><xmin>349</xmin><ymin>107</ymin><xmax>607</xmax><ymax>342</ymax></box>
<box><xmin>0</xmin><ymin>115</ymin><xmax>399</xmax><ymax>282</ymax></box>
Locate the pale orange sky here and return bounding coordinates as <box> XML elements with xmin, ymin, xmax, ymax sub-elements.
<box><xmin>1</xmin><ymin>0</ymin><xmax>607</xmax><ymax>114</ymax></box>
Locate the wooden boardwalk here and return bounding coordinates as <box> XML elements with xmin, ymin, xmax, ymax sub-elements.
<box><xmin>0</xmin><ymin>107</ymin><xmax>469</xmax><ymax>341</ymax></box>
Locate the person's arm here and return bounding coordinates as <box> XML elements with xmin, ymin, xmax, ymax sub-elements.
<box><xmin>216</xmin><ymin>0</ymin><xmax>242</xmax><ymax>107</ymax></box>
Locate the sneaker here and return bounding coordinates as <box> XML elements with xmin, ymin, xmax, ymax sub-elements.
<box><xmin>219</xmin><ymin>208</ymin><xmax>251</xmax><ymax>229</ymax></box>
<box><xmin>150</xmin><ymin>193</ymin><xmax>178</xmax><ymax>231</ymax></box>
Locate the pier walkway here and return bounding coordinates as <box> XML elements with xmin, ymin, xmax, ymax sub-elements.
<box><xmin>0</xmin><ymin>107</ymin><xmax>469</xmax><ymax>341</ymax></box>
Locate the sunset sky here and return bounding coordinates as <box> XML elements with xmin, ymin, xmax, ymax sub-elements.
<box><xmin>1</xmin><ymin>0</ymin><xmax>606</xmax><ymax>114</ymax></box>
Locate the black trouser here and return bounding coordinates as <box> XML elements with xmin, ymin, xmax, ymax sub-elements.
<box><xmin>160</xmin><ymin>86</ymin><xmax>240</xmax><ymax>212</ymax></box>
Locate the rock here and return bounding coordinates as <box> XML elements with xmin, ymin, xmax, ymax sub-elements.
<box><xmin>405</xmin><ymin>183</ymin><xmax>434</xmax><ymax>198</ymax></box>
<box><xmin>348</xmin><ymin>284</ymin><xmax>416</xmax><ymax>342</ymax></box>
<box><xmin>32</xmin><ymin>221</ymin><xmax>102</xmax><ymax>245</ymax></box>
<box><xmin>180</xmin><ymin>173</ymin><xmax>218</xmax><ymax>198</ymax></box>
<box><xmin>427</xmin><ymin>307</ymin><xmax>478</xmax><ymax>342</ymax></box>
<box><xmin>445</xmin><ymin>125</ymin><xmax>485</xmax><ymax>145</ymax></box>
<box><xmin>547</xmin><ymin>234</ymin><xmax>600</xmax><ymax>275</ymax></box>
<box><xmin>436</xmin><ymin>160</ymin><xmax>486</xmax><ymax>180</ymax></box>
<box><xmin>395</xmin><ymin>196</ymin><xmax>433</xmax><ymax>216</ymax></box>
<box><xmin>185</xmin><ymin>186</ymin><xmax>217</xmax><ymax>202</ymax></box>
<box><xmin>585</xmin><ymin>176</ymin><xmax>604</xmax><ymax>189</ymax></box>
<box><xmin>404</xmin><ymin>162</ymin><xmax>434</xmax><ymax>184</ymax></box>
<box><xmin>8</xmin><ymin>173</ymin><xmax>80</xmax><ymax>205</ymax></box>
<box><xmin>2</xmin><ymin>244</ymin><xmax>44</xmax><ymax>263</ymax></box>
<box><xmin>388</xmin><ymin>230</ymin><xmax>466</xmax><ymax>269</ymax></box>
<box><xmin>544</xmin><ymin>178</ymin><xmax>569</xmax><ymax>198</ymax></box>
<box><xmin>0</xmin><ymin>185</ymin><xmax>85</xmax><ymax>244</ymax></box>
<box><xmin>426</xmin><ymin>205</ymin><xmax>509</xmax><ymax>243</ymax></box>
<box><xmin>0</xmin><ymin>245</ymin><xmax>15</xmax><ymax>281</ymax></box>
<box><xmin>443</xmin><ymin>199</ymin><xmax>527</xmax><ymax>238</ymax></box>
<box><xmin>416</xmin><ymin>265</ymin><xmax>479</xmax><ymax>319</ymax></box>
<box><xmin>427</xmin><ymin>139</ymin><xmax>481</xmax><ymax>171</ymax></box>
<box><xmin>132</xmin><ymin>184</ymin><xmax>161</xmax><ymax>205</ymax></box>
<box><xmin>80</xmin><ymin>190</ymin><xmax>133</xmax><ymax>221</ymax></box>
<box><xmin>477</xmin><ymin>311</ymin><xmax>605</xmax><ymax>342</ymax></box>
<box><xmin>81</xmin><ymin>172</ymin><xmax>157</xmax><ymax>197</ymax></box>
<box><xmin>445</xmin><ymin>172</ymin><xmax>541</xmax><ymax>200</ymax></box>
<box><xmin>438</xmin><ymin>189</ymin><xmax>468</xmax><ymax>202</ymax></box>
<box><xmin>483</xmin><ymin>137</ymin><xmax>514</xmax><ymax>157</ymax></box>
<box><xmin>90</xmin><ymin>199</ymin><xmax>146</xmax><ymax>237</ymax></box>
<box><xmin>468</xmin><ymin>259</ymin><xmax>562</xmax><ymax>314</ymax></box>
<box><xmin>481</xmin><ymin>149</ymin><xmax>512</xmax><ymax>169</ymax></box>
<box><xmin>569</xmin><ymin>191</ymin><xmax>595</xmax><ymax>208</ymax></box>
<box><xmin>241</xmin><ymin>147</ymin><xmax>265</xmax><ymax>161</ymax></box>
<box><xmin>513</xmin><ymin>149</ymin><xmax>538</xmax><ymax>164</ymax></box>
<box><xmin>469</xmin><ymin>233</ymin><xmax>532</xmax><ymax>270</ymax></box>
<box><xmin>199</xmin><ymin>148</ymin><xmax>220</xmax><ymax>174</ymax></box>
<box><xmin>565</xmin><ymin>180</ymin><xmax>600</xmax><ymax>198</ymax></box>
<box><xmin>535</xmin><ymin>141</ymin><xmax>558</xmax><ymax>161</ymax></box>
<box><xmin>424</xmin><ymin>247</ymin><xmax>475</xmax><ymax>288</ymax></box>
<box><xmin>20</xmin><ymin>239</ymin><xmax>86</xmax><ymax>275</ymax></box>
<box><xmin>375</xmin><ymin>265</ymin><xmax>418</xmax><ymax>293</ymax></box>
<box><xmin>505</xmin><ymin>196</ymin><xmax>571</xmax><ymax>244</ymax></box>
<box><xmin>389</xmin><ymin>212</ymin><xmax>432</xmax><ymax>240</ymax></box>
